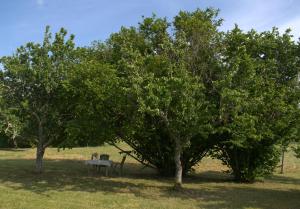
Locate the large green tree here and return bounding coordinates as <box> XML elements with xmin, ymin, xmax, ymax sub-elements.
<box><xmin>99</xmin><ymin>9</ymin><xmax>223</xmax><ymax>187</ymax></box>
<box><xmin>211</xmin><ymin>26</ymin><xmax>300</xmax><ymax>182</ymax></box>
<box><xmin>102</xmin><ymin>9</ymin><xmax>300</xmax><ymax>184</ymax></box>
<box><xmin>0</xmin><ymin>27</ymin><xmax>77</xmax><ymax>172</ymax></box>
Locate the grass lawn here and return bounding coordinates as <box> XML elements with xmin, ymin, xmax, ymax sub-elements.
<box><xmin>0</xmin><ymin>143</ymin><xmax>299</xmax><ymax>209</ymax></box>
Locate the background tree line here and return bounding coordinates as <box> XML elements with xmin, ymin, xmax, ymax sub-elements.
<box><xmin>0</xmin><ymin>8</ymin><xmax>299</xmax><ymax>187</ymax></box>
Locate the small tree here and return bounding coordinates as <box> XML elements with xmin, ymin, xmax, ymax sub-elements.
<box><xmin>0</xmin><ymin>27</ymin><xmax>76</xmax><ymax>173</ymax></box>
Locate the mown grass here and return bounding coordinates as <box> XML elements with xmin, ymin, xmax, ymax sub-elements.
<box><xmin>0</xmin><ymin>143</ymin><xmax>299</xmax><ymax>209</ymax></box>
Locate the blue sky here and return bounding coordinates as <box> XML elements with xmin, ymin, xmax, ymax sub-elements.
<box><xmin>1</xmin><ymin>0</ymin><xmax>300</xmax><ymax>56</ymax></box>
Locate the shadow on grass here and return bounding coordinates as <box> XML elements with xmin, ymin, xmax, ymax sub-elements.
<box><xmin>185</xmin><ymin>170</ymin><xmax>234</xmax><ymax>183</ymax></box>
<box><xmin>266</xmin><ymin>174</ymin><xmax>300</xmax><ymax>185</ymax></box>
<box><xmin>0</xmin><ymin>159</ymin><xmax>299</xmax><ymax>209</ymax></box>
<box><xmin>0</xmin><ymin>148</ymin><xmax>27</xmax><ymax>152</ymax></box>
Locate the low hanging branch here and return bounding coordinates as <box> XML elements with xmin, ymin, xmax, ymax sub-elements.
<box><xmin>108</xmin><ymin>142</ymin><xmax>156</xmax><ymax>169</ymax></box>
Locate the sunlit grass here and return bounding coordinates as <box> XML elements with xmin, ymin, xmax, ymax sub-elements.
<box><xmin>0</xmin><ymin>143</ymin><xmax>299</xmax><ymax>209</ymax></box>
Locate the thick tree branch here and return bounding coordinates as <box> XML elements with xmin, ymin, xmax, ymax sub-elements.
<box><xmin>108</xmin><ymin>142</ymin><xmax>156</xmax><ymax>169</ymax></box>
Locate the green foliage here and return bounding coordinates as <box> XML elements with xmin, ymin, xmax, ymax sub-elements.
<box><xmin>293</xmin><ymin>146</ymin><xmax>300</xmax><ymax>158</ymax></box>
<box><xmin>0</xmin><ymin>54</ymin><xmax>26</xmax><ymax>147</ymax></box>
<box><xmin>0</xmin><ymin>26</ymin><xmax>77</xmax><ymax>171</ymax></box>
<box><xmin>211</xmin><ymin>26</ymin><xmax>300</xmax><ymax>182</ymax></box>
<box><xmin>0</xmin><ymin>8</ymin><xmax>299</xmax><ymax>182</ymax></box>
<box><xmin>60</xmin><ymin>48</ymin><xmax>120</xmax><ymax>147</ymax></box>
<box><xmin>1</xmin><ymin>26</ymin><xmax>76</xmax><ymax>144</ymax></box>
<box><xmin>99</xmin><ymin>9</ymin><xmax>222</xmax><ymax>176</ymax></box>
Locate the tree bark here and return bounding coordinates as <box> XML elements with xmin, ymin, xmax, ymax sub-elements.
<box><xmin>280</xmin><ymin>147</ymin><xmax>285</xmax><ymax>174</ymax></box>
<box><xmin>11</xmin><ymin>135</ymin><xmax>18</xmax><ymax>148</ymax></box>
<box><xmin>36</xmin><ymin>145</ymin><xmax>45</xmax><ymax>173</ymax></box>
<box><xmin>159</xmin><ymin>111</ymin><xmax>183</xmax><ymax>188</ymax></box>
<box><xmin>35</xmin><ymin>114</ymin><xmax>45</xmax><ymax>173</ymax></box>
<box><xmin>174</xmin><ymin>137</ymin><xmax>183</xmax><ymax>189</ymax></box>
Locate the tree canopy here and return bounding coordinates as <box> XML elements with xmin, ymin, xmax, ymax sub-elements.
<box><xmin>0</xmin><ymin>8</ymin><xmax>299</xmax><ymax>186</ymax></box>
<box><xmin>0</xmin><ymin>27</ymin><xmax>77</xmax><ymax>172</ymax></box>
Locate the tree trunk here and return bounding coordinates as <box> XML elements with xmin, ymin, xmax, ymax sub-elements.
<box><xmin>280</xmin><ymin>147</ymin><xmax>285</xmax><ymax>174</ymax></box>
<box><xmin>12</xmin><ymin>133</ymin><xmax>18</xmax><ymax>148</ymax></box>
<box><xmin>35</xmin><ymin>118</ymin><xmax>45</xmax><ymax>173</ymax></box>
<box><xmin>36</xmin><ymin>145</ymin><xmax>45</xmax><ymax>173</ymax></box>
<box><xmin>174</xmin><ymin>137</ymin><xmax>183</xmax><ymax>189</ymax></box>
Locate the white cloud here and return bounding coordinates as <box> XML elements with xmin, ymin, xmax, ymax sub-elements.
<box><xmin>36</xmin><ymin>0</ymin><xmax>44</xmax><ymax>6</ymax></box>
